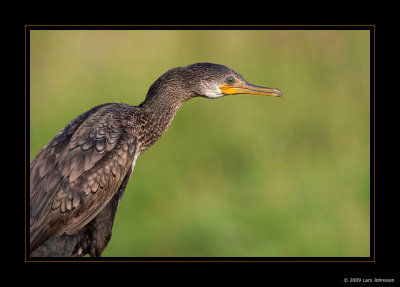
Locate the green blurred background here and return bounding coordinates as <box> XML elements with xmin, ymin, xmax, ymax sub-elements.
<box><xmin>30</xmin><ymin>30</ymin><xmax>370</xmax><ymax>257</ymax></box>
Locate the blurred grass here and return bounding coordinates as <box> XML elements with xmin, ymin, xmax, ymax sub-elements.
<box><xmin>30</xmin><ymin>30</ymin><xmax>370</xmax><ymax>257</ymax></box>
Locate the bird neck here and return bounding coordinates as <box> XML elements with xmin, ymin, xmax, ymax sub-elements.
<box><xmin>137</xmin><ymin>88</ymin><xmax>193</xmax><ymax>153</ymax></box>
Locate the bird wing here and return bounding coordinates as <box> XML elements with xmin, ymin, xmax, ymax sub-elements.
<box><xmin>30</xmin><ymin>103</ymin><xmax>138</xmax><ymax>252</ymax></box>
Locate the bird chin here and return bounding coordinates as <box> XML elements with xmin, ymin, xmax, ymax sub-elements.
<box><xmin>202</xmin><ymin>92</ymin><xmax>227</xmax><ymax>99</ymax></box>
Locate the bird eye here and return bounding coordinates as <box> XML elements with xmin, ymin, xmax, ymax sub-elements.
<box><xmin>226</xmin><ymin>76</ymin><xmax>235</xmax><ymax>84</ymax></box>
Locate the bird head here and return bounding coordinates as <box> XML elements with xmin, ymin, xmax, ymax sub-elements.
<box><xmin>142</xmin><ymin>63</ymin><xmax>281</xmax><ymax>109</ymax></box>
<box><xmin>183</xmin><ymin>63</ymin><xmax>282</xmax><ymax>99</ymax></box>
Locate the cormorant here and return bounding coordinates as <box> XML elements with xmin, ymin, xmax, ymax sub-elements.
<box><xmin>29</xmin><ymin>63</ymin><xmax>281</xmax><ymax>257</ymax></box>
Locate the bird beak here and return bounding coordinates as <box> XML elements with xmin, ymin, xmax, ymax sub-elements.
<box><xmin>220</xmin><ymin>82</ymin><xmax>282</xmax><ymax>97</ymax></box>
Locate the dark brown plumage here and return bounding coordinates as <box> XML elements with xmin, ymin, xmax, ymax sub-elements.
<box><xmin>30</xmin><ymin>63</ymin><xmax>281</xmax><ymax>257</ymax></box>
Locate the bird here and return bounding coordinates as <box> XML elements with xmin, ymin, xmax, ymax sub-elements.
<box><xmin>29</xmin><ymin>62</ymin><xmax>281</xmax><ymax>257</ymax></box>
